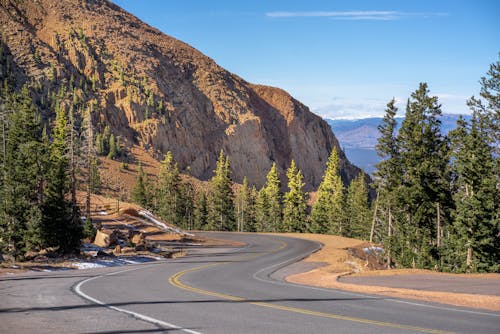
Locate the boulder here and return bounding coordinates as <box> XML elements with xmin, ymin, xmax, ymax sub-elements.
<box><xmin>121</xmin><ymin>247</ymin><xmax>135</xmax><ymax>254</ymax></box>
<box><xmin>94</xmin><ymin>229</ymin><xmax>118</xmax><ymax>248</ymax></box>
<box><xmin>34</xmin><ymin>255</ymin><xmax>49</xmax><ymax>262</ymax></box>
<box><xmin>97</xmin><ymin>249</ymin><xmax>114</xmax><ymax>257</ymax></box>
<box><xmin>131</xmin><ymin>232</ymin><xmax>145</xmax><ymax>245</ymax></box>
<box><xmin>113</xmin><ymin>245</ymin><xmax>122</xmax><ymax>255</ymax></box>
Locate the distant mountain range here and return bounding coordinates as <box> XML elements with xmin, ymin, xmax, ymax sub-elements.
<box><xmin>326</xmin><ymin>114</ymin><xmax>471</xmax><ymax>174</ymax></box>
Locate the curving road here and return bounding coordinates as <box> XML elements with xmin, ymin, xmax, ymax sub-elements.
<box><xmin>1</xmin><ymin>232</ymin><xmax>499</xmax><ymax>333</ymax></box>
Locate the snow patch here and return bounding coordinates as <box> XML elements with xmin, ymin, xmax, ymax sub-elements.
<box><xmin>98</xmin><ymin>211</ymin><xmax>108</xmax><ymax>215</ymax></box>
<box><xmin>363</xmin><ymin>246</ymin><xmax>384</xmax><ymax>254</ymax></box>
<box><xmin>139</xmin><ymin>210</ymin><xmax>194</xmax><ymax>236</ymax></box>
<box><xmin>72</xmin><ymin>256</ymin><xmax>160</xmax><ymax>270</ymax></box>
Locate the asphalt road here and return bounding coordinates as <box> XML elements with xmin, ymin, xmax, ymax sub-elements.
<box><xmin>1</xmin><ymin>232</ymin><xmax>499</xmax><ymax>334</ymax></box>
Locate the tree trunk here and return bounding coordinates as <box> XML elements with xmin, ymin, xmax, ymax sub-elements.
<box><xmin>466</xmin><ymin>245</ymin><xmax>473</xmax><ymax>273</ymax></box>
<box><xmin>436</xmin><ymin>202</ymin><xmax>441</xmax><ymax>248</ymax></box>
<box><xmin>387</xmin><ymin>207</ymin><xmax>392</xmax><ymax>268</ymax></box>
<box><xmin>370</xmin><ymin>190</ymin><xmax>379</xmax><ymax>243</ymax></box>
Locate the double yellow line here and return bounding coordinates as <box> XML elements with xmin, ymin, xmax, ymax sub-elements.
<box><xmin>168</xmin><ymin>239</ymin><xmax>454</xmax><ymax>334</ymax></box>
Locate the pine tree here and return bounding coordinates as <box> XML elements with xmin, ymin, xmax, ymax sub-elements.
<box><xmin>235</xmin><ymin>177</ymin><xmax>255</xmax><ymax>232</ymax></box>
<box><xmin>282</xmin><ymin>161</ymin><xmax>308</xmax><ymax>232</ymax></box>
<box><xmin>254</xmin><ymin>187</ymin><xmax>269</xmax><ymax>232</ymax></box>
<box><xmin>263</xmin><ymin>162</ymin><xmax>282</xmax><ymax>232</ymax></box>
<box><xmin>310</xmin><ymin>147</ymin><xmax>345</xmax><ymax>235</ymax></box>
<box><xmin>95</xmin><ymin>133</ymin><xmax>104</xmax><ymax>155</ymax></box>
<box><xmin>374</xmin><ymin>98</ymin><xmax>401</xmax><ymax>266</ymax></box>
<box><xmin>345</xmin><ymin>173</ymin><xmax>371</xmax><ymax>239</ymax></box>
<box><xmin>42</xmin><ymin>105</ymin><xmax>82</xmax><ymax>253</ymax></box>
<box><xmin>156</xmin><ymin>152</ymin><xmax>182</xmax><ymax>225</ymax></box>
<box><xmin>0</xmin><ymin>87</ymin><xmax>45</xmax><ymax>257</ymax></box>
<box><xmin>131</xmin><ymin>162</ymin><xmax>149</xmax><ymax>208</ymax></box>
<box><xmin>447</xmin><ymin>110</ymin><xmax>499</xmax><ymax>272</ymax></box>
<box><xmin>180</xmin><ymin>182</ymin><xmax>195</xmax><ymax>230</ymax></box>
<box><xmin>107</xmin><ymin>133</ymin><xmax>118</xmax><ymax>159</ymax></box>
<box><xmin>102</xmin><ymin>125</ymin><xmax>111</xmax><ymax>154</ymax></box>
<box><xmin>396</xmin><ymin>83</ymin><xmax>451</xmax><ymax>268</ymax></box>
<box><xmin>206</xmin><ymin>151</ymin><xmax>235</xmax><ymax>231</ymax></box>
<box><xmin>193</xmin><ymin>191</ymin><xmax>208</xmax><ymax>230</ymax></box>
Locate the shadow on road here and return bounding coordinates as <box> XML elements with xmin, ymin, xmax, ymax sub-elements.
<box><xmin>0</xmin><ymin>296</ymin><xmax>383</xmax><ymax>314</ymax></box>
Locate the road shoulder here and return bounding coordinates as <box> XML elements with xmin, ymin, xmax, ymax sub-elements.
<box><xmin>277</xmin><ymin>233</ymin><xmax>500</xmax><ymax>311</ymax></box>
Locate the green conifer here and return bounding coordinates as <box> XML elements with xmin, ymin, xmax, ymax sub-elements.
<box><xmin>282</xmin><ymin>161</ymin><xmax>308</xmax><ymax>232</ymax></box>
<box><xmin>310</xmin><ymin>148</ymin><xmax>345</xmax><ymax>235</ymax></box>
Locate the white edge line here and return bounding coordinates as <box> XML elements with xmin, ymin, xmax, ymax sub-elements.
<box><xmin>73</xmin><ymin>265</ymin><xmax>204</xmax><ymax>334</ymax></box>
<box><xmin>252</xmin><ymin>237</ymin><xmax>500</xmax><ymax>318</ymax></box>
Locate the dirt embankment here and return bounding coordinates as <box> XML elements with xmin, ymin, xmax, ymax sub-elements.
<box><xmin>281</xmin><ymin>233</ymin><xmax>500</xmax><ymax>311</ymax></box>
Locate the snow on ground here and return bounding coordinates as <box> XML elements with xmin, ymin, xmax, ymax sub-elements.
<box><xmin>363</xmin><ymin>246</ymin><xmax>384</xmax><ymax>254</ymax></box>
<box><xmin>72</xmin><ymin>256</ymin><xmax>163</xmax><ymax>270</ymax></box>
<box><xmin>139</xmin><ymin>210</ymin><xmax>194</xmax><ymax>236</ymax></box>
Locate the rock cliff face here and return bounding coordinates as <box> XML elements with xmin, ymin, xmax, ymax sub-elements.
<box><xmin>0</xmin><ymin>0</ymin><xmax>361</xmax><ymax>189</ymax></box>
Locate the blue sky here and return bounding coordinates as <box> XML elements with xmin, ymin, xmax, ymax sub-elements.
<box><xmin>113</xmin><ymin>0</ymin><xmax>499</xmax><ymax>119</ymax></box>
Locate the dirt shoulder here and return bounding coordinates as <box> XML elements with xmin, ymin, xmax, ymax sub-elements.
<box><xmin>280</xmin><ymin>233</ymin><xmax>500</xmax><ymax>311</ymax></box>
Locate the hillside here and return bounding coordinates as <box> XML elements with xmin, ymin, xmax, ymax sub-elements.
<box><xmin>0</xmin><ymin>0</ymin><xmax>362</xmax><ymax>190</ymax></box>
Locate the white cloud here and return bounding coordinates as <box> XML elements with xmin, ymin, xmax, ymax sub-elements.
<box><xmin>312</xmin><ymin>93</ymin><xmax>470</xmax><ymax>120</ymax></box>
<box><xmin>313</xmin><ymin>97</ymin><xmax>391</xmax><ymax>120</ymax></box>
<box><xmin>265</xmin><ymin>11</ymin><xmax>449</xmax><ymax>21</ymax></box>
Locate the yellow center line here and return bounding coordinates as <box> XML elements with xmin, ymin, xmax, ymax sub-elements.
<box><xmin>168</xmin><ymin>238</ymin><xmax>455</xmax><ymax>334</ymax></box>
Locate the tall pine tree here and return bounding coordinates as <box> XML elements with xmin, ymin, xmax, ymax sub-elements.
<box><xmin>396</xmin><ymin>83</ymin><xmax>451</xmax><ymax>268</ymax></box>
<box><xmin>374</xmin><ymin>98</ymin><xmax>401</xmax><ymax>266</ymax></box>
<box><xmin>206</xmin><ymin>151</ymin><xmax>235</xmax><ymax>231</ymax></box>
<box><xmin>42</xmin><ymin>104</ymin><xmax>82</xmax><ymax>253</ymax></box>
<box><xmin>262</xmin><ymin>162</ymin><xmax>282</xmax><ymax>232</ymax></box>
<box><xmin>235</xmin><ymin>176</ymin><xmax>255</xmax><ymax>232</ymax></box>
<box><xmin>310</xmin><ymin>147</ymin><xmax>345</xmax><ymax>235</ymax></box>
<box><xmin>282</xmin><ymin>161</ymin><xmax>308</xmax><ymax>232</ymax></box>
<box><xmin>345</xmin><ymin>173</ymin><xmax>371</xmax><ymax>240</ymax></box>
<box><xmin>156</xmin><ymin>151</ymin><xmax>183</xmax><ymax>225</ymax></box>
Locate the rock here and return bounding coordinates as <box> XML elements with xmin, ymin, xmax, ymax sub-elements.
<box><xmin>24</xmin><ymin>251</ymin><xmax>38</xmax><ymax>261</ymax></box>
<box><xmin>97</xmin><ymin>249</ymin><xmax>114</xmax><ymax>257</ymax></box>
<box><xmin>94</xmin><ymin>229</ymin><xmax>118</xmax><ymax>248</ymax></box>
<box><xmin>2</xmin><ymin>254</ymin><xmax>15</xmax><ymax>263</ymax></box>
<box><xmin>134</xmin><ymin>244</ymin><xmax>147</xmax><ymax>251</ymax></box>
<box><xmin>113</xmin><ymin>245</ymin><xmax>122</xmax><ymax>255</ymax></box>
<box><xmin>121</xmin><ymin>247</ymin><xmax>135</xmax><ymax>254</ymax></box>
<box><xmin>34</xmin><ymin>255</ymin><xmax>49</xmax><ymax>262</ymax></box>
<box><xmin>131</xmin><ymin>232</ymin><xmax>144</xmax><ymax>245</ymax></box>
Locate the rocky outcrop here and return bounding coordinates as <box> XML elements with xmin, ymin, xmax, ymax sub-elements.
<box><xmin>0</xmin><ymin>0</ymin><xmax>362</xmax><ymax>189</ymax></box>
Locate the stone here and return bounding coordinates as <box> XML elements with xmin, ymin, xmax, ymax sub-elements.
<box><xmin>97</xmin><ymin>249</ymin><xmax>114</xmax><ymax>257</ymax></box>
<box><xmin>131</xmin><ymin>232</ymin><xmax>144</xmax><ymax>245</ymax></box>
<box><xmin>94</xmin><ymin>229</ymin><xmax>118</xmax><ymax>248</ymax></box>
<box><xmin>113</xmin><ymin>245</ymin><xmax>122</xmax><ymax>255</ymax></box>
<box><xmin>121</xmin><ymin>247</ymin><xmax>135</xmax><ymax>254</ymax></box>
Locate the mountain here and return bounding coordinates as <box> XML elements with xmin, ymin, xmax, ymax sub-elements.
<box><xmin>0</xmin><ymin>0</ymin><xmax>362</xmax><ymax>190</ymax></box>
<box><xmin>326</xmin><ymin>114</ymin><xmax>471</xmax><ymax>174</ymax></box>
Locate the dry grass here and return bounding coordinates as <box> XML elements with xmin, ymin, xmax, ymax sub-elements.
<box><xmin>282</xmin><ymin>233</ymin><xmax>500</xmax><ymax>311</ymax></box>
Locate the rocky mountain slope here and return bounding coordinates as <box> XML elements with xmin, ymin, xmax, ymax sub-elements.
<box><xmin>0</xmin><ymin>0</ymin><xmax>361</xmax><ymax>190</ymax></box>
